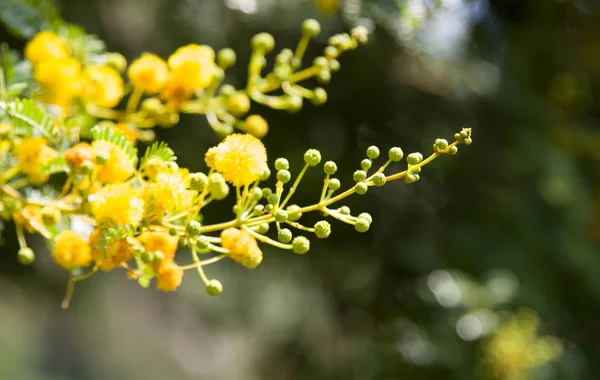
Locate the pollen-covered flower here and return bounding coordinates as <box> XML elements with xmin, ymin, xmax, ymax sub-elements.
<box><xmin>91</xmin><ymin>141</ymin><xmax>136</xmax><ymax>183</ymax></box>
<box><xmin>208</xmin><ymin>133</ymin><xmax>268</xmax><ymax>186</ymax></box>
<box><xmin>221</xmin><ymin>227</ymin><xmax>263</xmax><ymax>268</ymax></box>
<box><xmin>13</xmin><ymin>205</ymin><xmax>43</xmax><ymax>233</ymax></box>
<box><xmin>138</xmin><ymin>230</ymin><xmax>179</xmax><ymax>266</ymax></box>
<box><xmin>63</xmin><ymin>142</ymin><xmax>95</xmax><ymax>173</ymax></box>
<box><xmin>25</xmin><ymin>31</ymin><xmax>69</xmax><ymax>67</ymax></box>
<box><xmin>80</xmin><ymin>65</ymin><xmax>124</xmax><ymax>108</ymax></box>
<box><xmin>142</xmin><ymin>169</ymin><xmax>195</xmax><ymax>220</ymax></box>
<box><xmin>14</xmin><ymin>137</ymin><xmax>57</xmax><ymax>184</ymax></box>
<box><xmin>89</xmin><ymin>183</ymin><xmax>144</xmax><ymax>227</ymax></box>
<box><xmin>34</xmin><ymin>56</ymin><xmax>82</xmax><ymax>111</ymax></box>
<box><xmin>167</xmin><ymin>44</ymin><xmax>216</xmax><ymax>89</ymax></box>
<box><xmin>127</xmin><ymin>53</ymin><xmax>169</xmax><ymax>94</ymax></box>
<box><xmin>53</xmin><ymin>230</ymin><xmax>93</xmax><ymax>269</ymax></box>
<box><xmin>155</xmin><ymin>260</ymin><xmax>183</xmax><ymax>292</ymax></box>
<box><xmin>89</xmin><ymin>228</ymin><xmax>135</xmax><ymax>271</ymax></box>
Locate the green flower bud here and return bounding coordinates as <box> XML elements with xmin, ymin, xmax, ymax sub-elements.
<box><xmin>317</xmin><ymin>69</ymin><xmax>331</xmax><ymax>84</ymax></box>
<box><xmin>209</xmin><ymin>173</ymin><xmax>230</xmax><ymax>200</ymax></box>
<box><xmin>314</xmin><ymin>220</ymin><xmax>331</xmax><ymax>239</ymax></box>
<box><xmin>169</xmin><ymin>228</ymin><xmax>178</xmax><ymax>236</ymax></box>
<box><xmin>141</xmin><ymin>97</ymin><xmax>165</xmax><ymax>114</ymax></box>
<box><xmin>257</xmin><ymin>223</ymin><xmax>270</xmax><ymax>234</ymax></box>
<box><xmin>188</xmin><ymin>172</ymin><xmax>209</xmax><ymax>192</ymax></box>
<box><xmin>388</xmin><ymin>147</ymin><xmax>404</xmax><ymax>162</ymax></box>
<box><xmin>372</xmin><ymin>172</ymin><xmax>386</xmax><ymax>186</ymax></box>
<box><xmin>339</xmin><ymin>206</ymin><xmax>351</xmax><ymax>215</ymax></box>
<box><xmin>404</xmin><ymin>173</ymin><xmax>418</xmax><ymax>184</ymax></box>
<box><xmin>18</xmin><ymin>247</ymin><xmax>35</xmax><ymax>265</ymax></box>
<box><xmin>267</xmin><ymin>193</ymin><xmax>280</xmax><ymax>205</ymax></box>
<box><xmin>329</xmin><ymin>59</ymin><xmax>340</xmax><ymax>72</ymax></box>
<box><xmin>355</xmin><ymin>182</ymin><xmax>368</xmax><ymax>195</ymax></box>
<box><xmin>287</xmin><ymin>95</ymin><xmax>303</xmax><ymax>113</ymax></box>
<box><xmin>361</xmin><ymin>159</ymin><xmax>372</xmax><ymax>171</ymax></box>
<box><xmin>454</xmin><ymin>133</ymin><xmax>461</xmax><ymax>140</ymax></box>
<box><xmin>274</xmin><ymin>209</ymin><xmax>288</xmax><ymax>223</ymax></box>
<box><xmin>302</xmin><ymin>18</ymin><xmax>321</xmax><ymax>36</ymax></box>
<box><xmin>80</xmin><ymin>160</ymin><xmax>94</xmax><ymax>175</ymax></box>
<box><xmin>41</xmin><ymin>206</ymin><xmax>61</xmax><ymax>226</ymax></box>
<box><xmin>186</xmin><ymin>221</ymin><xmax>202</xmax><ymax>236</ymax></box>
<box><xmin>463</xmin><ymin>137</ymin><xmax>472</xmax><ymax>145</ymax></box>
<box><xmin>304</xmin><ymin>149</ymin><xmax>322</xmax><ymax>166</ymax></box>
<box><xmin>324</xmin><ymin>46</ymin><xmax>338</xmax><ymax>59</ymax></box>
<box><xmin>292</xmin><ymin>236</ymin><xmax>310</xmax><ymax>254</ymax></box>
<box><xmin>95</xmin><ymin>151</ymin><xmax>109</xmax><ymax>165</ymax></box>
<box><xmin>313</xmin><ymin>56</ymin><xmax>328</xmax><ymax>69</ymax></box>
<box><xmin>358</xmin><ymin>212</ymin><xmax>373</xmax><ymax>224</ymax></box>
<box><xmin>260</xmin><ymin>167</ymin><xmax>271</xmax><ymax>181</ymax></box>
<box><xmin>105</xmin><ymin>52</ymin><xmax>127</xmax><ymax>72</ymax></box>
<box><xmin>366</xmin><ymin>145</ymin><xmax>380</xmax><ymax>159</ymax></box>
<box><xmin>460</xmin><ymin>130</ymin><xmax>469</xmax><ymax>139</ymax></box>
<box><xmin>411</xmin><ymin>166</ymin><xmax>421</xmax><ymax>174</ymax></box>
<box><xmin>286</xmin><ymin>205</ymin><xmax>302</xmax><ymax>222</ymax></box>
<box><xmin>217</xmin><ymin>48</ymin><xmax>236</xmax><ymax>68</ymax></box>
<box><xmin>206</xmin><ymin>279</ymin><xmax>223</xmax><ymax>296</ymax></box>
<box><xmin>324</xmin><ymin>161</ymin><xmax>337</xmax><ymax>175</ymax></box>
<box><xmin>434</xmin><ymin>138</ymin><xmax>449</xmax><ymax>150</ymax></box>
<box><xmin>251</xmin><ymin>32</ymin><xmax>275</xmax><ymax>52</ymax></box>
<box><xmin>354</xmin><ymin>218</ymin><xmax>370</xmax><ymax>233</ymax></box>
<box><xmin>278</xmin><ymin>228</ymin><xmax>293</xmax><ymax>243</ymax></box>
<box><xmin>141</xmin><ymin>250</ymin><xmax>154</xmax><ymax>264</ymax></box>
<box><xmin>245</xmin><ymin>115</ymin><xmax>269</xmax><ymax>139</ymax></box>
<box><xmin>311</xmin><ymin>87</ymin><xmax>327</xmax><ymax>106</ymax></box>
<box><xmin>266</xmin><ymin>204</ymin><xmax>274</xmax><ymax>212</ymax></box>
<box><xmin>328</xmin><ymin>178</ymin><xmax>341</xmax><ymax>190</ymax></box>
<box><xmin>153</xmin><ymin>250</ymin><xmax>165</xmax><ymax>264</ymax></box>
<box><xmin>251</xmin><ymin>187</ymin><xmax>263</xmax><ymax>200</ymax></box>
<box><xmin>262</xmin><ymin>187</ymin><xmax>273</xmax><ymax>198</ymax></box>
<box><xmin>351</xmin><ymin>25</ymin><xmax>369</xmax><ymax>44</ymax></box>
<box><xmin>254</xmin><ymin>204</ymin><xmax>265</xmax><ymax>214</ymax></box>
<box><xmin>220</xmin><ymin>84</ymin><xmax>236</xmax><ymax>97</ymax></box>
<box><xmin>226</xmin><ymin>92</ymin><xmax>251</xmax><ymax>117</ymax></box>
<box><xmin>277</xmin><ymin>169</ymin><xmax>291</xmax><ymax>183</ymax></box>
<box><xmin>353</xmin><ymin>170</ymin><xmax>367</xmax><ymax>182</ymax></box>
<box><xmin>406</xmin><ymin>152</ymin><xmax>423</xmax><ymax>165</ymax></box>
<box><xmin>275</xmin><ymin>158</ymin><xmax>289</xmax><ymax>171</ymax></box>
<box><xmin>196</xmin><ymin>236</ymin><xmax>210</xmax><ymax>250</ymax></box>
<box><xmin>448</xmin><ymin>146</ymin><xmax>459</xmax><ymax>155</ymax></box>
<box><xmin>232</xmin><ymin>204</ymin><xmax>240</xmax><ymax>215</ymax></box>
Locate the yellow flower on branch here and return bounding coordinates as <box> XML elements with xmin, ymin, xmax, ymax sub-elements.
<box><xmin>138</xmin><ymin>231</ymin><xmax>179</xmax><ymax>267</ymax></box>
<box><xmin>142</xmin><ymin>170</ymin><xmax>195</xmax><ymax>220</ymax></box>
<box><xmin>34</xmin><ymin>56</ymin><xmax>82</xmax><ymax>112</ymax></box>
<box><xmin>208</xmin><ymin>133</ymin><xmax>268</xmax><ymax>186</ymax></box>
<box><xmin>53</xmin><ymin>230</ymin><xmax>93</xmax><ymax>269</ymax></box>
<box><xmin>91</xmin><ymin>141</ymin><xmax>136</xmax><ymax>183</ymax></box>
<box><xmin>25</xmin><ymin>31</ymin><xmax>69</xmax><ymax>67</ymax></box>
<box><xmin>89</xmin><ymin>228</ymin><xmax>135</xmax><ymax>271</ymax></box>
<box><xmin>15</xmin><ymin>137</ymin><xmax>57</xmax><ymax>184</ymax></box>
<box><xmin>127</xmin><ymin>53</ymin><xmax>170</xmax><ymax>94</ymax></box>
<box><xmin>89</xmin><ymin>183</ymin><xmax>144</xmax><ymax>227</ymax></box>
<box><xmin>80</xmin><ymin>65</ymin><xmax>124</xmax><ymax>108</ymax></box>
<box><xmin>13</xmin><ymin>205</ymin><xmax>42</xmax><ymax>234</ymax></box>
<box><xmin>167</xmin><ymin>44</ymin><xmax>216</xmax><ymax>89</ymax></box>
<box><xmin>155</xmin><ymin>260</ymin><xmax>183</xmax><ymax>292</ymax></box>
<box><xmin>221</xmin><ymin>227</ymin><xmax>263</xmax><ymax>268</ymax></box>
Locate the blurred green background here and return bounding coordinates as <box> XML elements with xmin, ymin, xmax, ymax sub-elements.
<box><xmin>2</xmin><ymin>0</ymin><xmax>600</xmax><ymax>379</ymax></box>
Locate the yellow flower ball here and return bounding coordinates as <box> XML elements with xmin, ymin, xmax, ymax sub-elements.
<box><xmin>155</xmin><ymin>260</ymin><xmax>184</xmax><ymax>292</ymax></box>
<box><xmin>63</xmin><ymin>142</ymin><xmax>96</xmax><ymax>173</ymax></box>
<box><xmin>209</xmin><ymin>133</ymin><xmax>268</xmax><ymax>187</ymax></box>
<box><xmin>244</xmin><ymin>114</ymin><xmax>269</xmax><ymax>139</ymax></box>
<box><xmin>142</xmin><ymin>170</ymin><xmax>195</xmax><ymax>220</ymax></box>
<box><xmin>221</xmin><ymin>227</ymin><xmax>263</xmax><ymax>268</ymax></box>
<box><xmin>89</xmin><ymin>183</ymin><xmax>144</xmax><ymax>227</ymax></box>
<box><xmin>91</xmin><ymin>141</ymin><xmax>136</xmax><ymax>183</ymax></box>
<box><xmin>89</xmin><ymin>228</ymin><xmax>135</xmax><ymax>271</ymax></box>
<box><xmin>53</xmin><ymin>230</ymin><xmax>93</xmax><ymax>269</ymax></box>
<box><xmin>167</xmin><ymin>44</ymin><xmax>216</xmax><ymax>90</ymax></box>
<box><xmin>80</xmin><ymin>65</ymin><xmax>124</xmax><ymax>108</ymax></box>
<box><xmin>34</xmin><ymin>56</ymin><xmax>82</xmax><ymax>112</ymax></box>
<box><xmin>25</xmin><ymin>31</ymin><xmax>69</xmax><ymax>67</ymax></box>
<box><xmin>127</xmin><ymin>53</ymin><xmax>170</xmax><ymax>94</ymax></box>
<box><xmin>14</xmin><ymin>137</ymin><xmax>57</xmax><ymax>184</ymax></box>
<box><xmin>138</xmin><ymin>231</ymin><xmax>179</xmax><ymax>265</ymax></box>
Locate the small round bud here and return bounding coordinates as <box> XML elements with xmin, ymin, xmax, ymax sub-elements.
<box><xmin>153</xmin><ymin>250</ymin><xmax>165</xmax><ymax>264</ymax></box>
<box><xmin>206</xmin><ymin>279</ymin><xmax>223</xmax><ymax>296</ymax></box>
<box><xmin>311</xmin><ymin>87</ymin><xmax>327</xmax><ymax>106</ymax></box>
<box><xmin>41</xmin><ymin>206</ymin><xmax>61</xmax><ymax>226</ymax></box>
<box><xmin>406</xmin><ymin>152</ymin><xmax>423</xmax><ymax>165</ymax></box>
<box><xmin>304</xmin><ymin>149</ymin><xmax>322</xmax><ymax>166</ymax></box>
<box><xmin>257</xmin><ymin>223</ymin><xmax>270</xmax><ymax>234</ymax></box>
<box><xmin>366</xmin><ymin>146</ymin><xmax>380</xmax><ymax>159</ymax></box>
<box><xmin>287</xmin><ymin>95</ymin><xmax>303</xmax><ymax>113</ymax></box>
<box><xmin>188</xmin><ymin>172</ymin><xmax>209</xmax><ymax>192</ymax></box>
<box><xmin>254</xmin><ymin>204</ymin><xmax>265</xmax><ymax>214</ymax></box>
<box><xmin>278</xmin><ymin>228</ymin><xmax>293</xmax><ymax>243</ymax></box>
<box><xmin>302</xmin><ymin>19</ymin><xmax>321</xmax><ymax>36</ymax></box>
<box><xmin>226</xmin><ymin>92</ymin><xmax>251</xmax><ymax>117</ymax></box>
<box><xmin>267</xmin><ymin>193</ymin><xmax>280</xmax><ymax>205</ymax></box>
<box><xmin>339</xmin><ymin>206</ymin><xmax>351</xmax><ymax>215</ymax></box>
<box><xmin>245</xmin><ymin>115</ymin><xmax>269</xmax><ymax>139</ymax></box>
<box><xmin>95</xmin><ymin>151</ymin><xmax>109</xmax><ymax>165</ymax></box>
<box><xmin>404</xmin><ymin>173</ymin><xmax>418</xmax><ymax>184</ymax></box>
<box><xmin>351</xmin><ymin>25</ymin><xmax>369</xmax><ymax>44</ymax></box>
<box><xmin>141</xmin><ymin>250</ymin><xmax>154</xmax><ymax>264</ymax></box>
<box><xmin>454</xmin><ymin>133</ymin><xmax>461</xmax><ymax>140</ymax></box>
<box><xmin>209</xmin><ymin>174</ymin><xmax>230</xmax><ymax>200</ymax></box>
<box><xmin>313</xmin><ymin>56</ymin><xmax>328</xmax><ymax>69</ymax></box>
<box><xmin>251</xmin><ymin>187</ymin><xmax>263</xmax><ymax>201</ymax></box>
<box><xmin>435</xmin><ymin>139</ymin><xmax>449</xmax><ymax>150</ymax></box>
<box><xmin>169</xmin><ymin>228</ymin><xmax>178</xmax><ymax>236</ymax></box>
<box><xmin>388</xmin><ymin>147</ymin><xmax>404</xmax><ymax>162</ymax></box>
<box><xmin>314</xmin><ymin>220</ymin><xmax>331</xmax><ymax>239</ymax></box>
<box><xmin>105</xmin><ymin>52</ymin><xmax>127</xmax><ymax>72</ymax></box>
<box><xmin>448</xmin><ymin>146</ymin><xmax>459</xmax><ymax>155</ymax></box>
<box><xmin>411</xmin><ymin>166</ymin><xmax>421</xmax><ymax>174</ymax></box>
<box><xmin>317</xmin><ymin>69</ymin><xmax>331</xmax><ymax>84</ymax></box>
<box><xmin>277</xmin><ymin>169</ymin><xmax>291</xmax><ymax>183</ymax></box>
<box><xmin>80</xmin><ymin>160</ymin><xmax>94</xmax><ymax>175</ymax></box>
<box><xmin>274</xmin><ymin>209</ymin><xmax>288</xmax><ymax>223</ymax></box>
<box><xmin>372</xmin><ymin>172</ymin><xmax>386</xmax><ymax>186</ymax></box>
<box><xmin>463</xmin><ymin>137</ymin><xmax>472</xmax><ymax>145</ymax></box>
<box><xmin>262</xmin><ymin>187</ymin><xmax>273</xmax><ymax>198</ymax></box>
<box><xmin>141</xmin><ymin>97</ymin><xmax>165</xmax><ymax>114</ymax></box>
<box><xmin>329</xmin><ymin>59</ymin><xmax>340</xmax><ymax>72</ymax></box>
<box><xmin>328</xmin><ymin>178</ymin><xmax>341</xmax><ymax>191</ymax></box>
<box><xmin>355</xmin><ymin>182</ymin><xmax>368</xmax><ymax>195</ymax></box>
<box><xmin>186</xmin><ymin>221</ymin><xmax>202</xmax><ymax>236</ymax></box>
<box><xmin>18</xmin><ymin>247</ymin><xmax>35</xmax><ymax>265</ymax></box>
<box><xmin>251</xmin><ymin>32</ymin><xmax>275</xmax><ymax>52</ymax></box>
<box><xmin>354</xmin><ymin>218</ymin><xmax>370</xmax><ymax>233</ymax></box>
<box><xmin>220</xmin><ymin>84</ymin><xmax>236</xmax><ymax>97</ymax></box>
<box><xmin>196</xmin><ymin>236</ymin><xmax>210</xmax><ymax>250</ymax></box>
<box><xmin>286</xmin><ymin>205</ymin><xmax>302</xmax><ymax>222</ymax></box>
<box><xmin>358</xmin><ymin>212</ymin><xmax>373</xmax><ymax>224</ymax></box>
<box><xmin>275</xmin><ymin>158</ymin><xmax>289</xmax><ymax>171</ymax></box>
<box><xmin>324</xmin><ymin>161</ymin><xmax>337</xmax><ymax>175</ymax></box>
<box><xmin>361</xmin><ymin>159</ymin><xmax>372</xmax><ymax>171</ymax></box>
<box><xmin>460</xmin><ymin>130</ymin><xmax>469</xmax><ymax>138</ymax></box>
<box><xmin>324</xmin><ymin>46</ymin><xmax>338</xmax><ymax>59</ymax></box>
<box><xmin>217</xmin><ymin>48</ymin><xmax>236</xmax><ymax>68</ymax></box>
<box><xmin>292</xmin><ymin>236</ymin><xmax>310</xmax><ymax>254</ymax></box>
<box><xmin>260</xmin><ymin>168</ymin><xmax>271</xmax><ymax>182</ymax></box>
<box><xmin>353</xmin><ymin>170</ymin><xmax>367</xmax><ymax>182</ymax></box>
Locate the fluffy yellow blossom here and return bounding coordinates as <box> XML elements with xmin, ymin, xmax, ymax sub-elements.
<box><xmin>34</xmin><ymin>56</ymin><xmax>81</xmax><ymax>111</ymax></box>
<box><xmin>25</xmin><ymin>31</ymin><xmax>69</xmax><ymax>67</ymax></box>
<box><xmin>155</xmin><ymin>260</ymin><xmax>183</xmax><ymax>291</ymax></box>
<box><xmin>91</xmin><ymin>141</ymin><xmax>136</xmax><ymax>183</ymax></box>
<box><xmin>63</xmin><ymin>142</ymin><xmax>95</xmax><ymax>172</ymax></box>
<box><xmin>207</xmin><ymin>133</ymin><xmax>268</xmax><ymax>186</ymax></box>
<box><xmin>221</xmin><ymin>227</ymin><xmax>263</xmax><ymax>268</ymax></box>
<box><xmin>53</xmin><ymin>230</ymin><xmax>93</xmax><ymax>269</ymax></box>
<box><xmin>89</xmin><ymin>183</ymin><xmax>144</xmax><ymax>227</ymax></box>
<box><xmin>142</xmin><ymin>170</ymin><xmax>195</xmax><ymax>220</ymax></box>
<box><xmin>127</xmin><ymin>53</ymin><xmax>169</xmax><ymax>94</ymax></box>
<box><xmin>13</xmin><ymin>205</ymin><xmax>42</xmax><ymax>233</ymax></box>
<box><xmin>138</xmin><ymin>231</ymin><xmax>179</xmax><ymax>267</ymax></box>
<box><xmin>89</xmin><ymin>228</ymin><xmax>135</xmax><ymax>271</ymax></box>
<box><xmin>80</xmin><ymin>65</ymin><xmax>124</xmax><ymax>108</ymax></box>
<box><xmin>167</xmin><ymin>44</ymin><xmax>215</xmax><ymax>89</ymax></box>
<box><xmin>15</xmin><ymin>137</ymin><xmax>57</xmax><ymax>184</ymax></box>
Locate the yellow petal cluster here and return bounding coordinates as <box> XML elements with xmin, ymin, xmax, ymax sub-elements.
<box><xmin>89</xmin><ymin>183</ymin><xmax>144</xmax><ymax>227</ymax></box>
<box><xmin>25</xmin><ymin>31</ymin><xmax>69</xmax><ymax>67</ymax></box>
<box><xmin>206</xmin><ymin>133</ymin><xmax>268</xmax><ymax>186</ymax></box>
<box><xmin>14</xmin><ymin>137</ymin><xmax>57</xmax><ymax>184</ymax></box>
<box><xmin>53</xmin><ymin>230</ymin><xmax>93</xmax><ymax>269</ymax></box>
<box><xmin>91</xmin><ymin>141</ymin><xmax>136</xmax><ymax>183</ymax></box>
<box><xmin>127</xmin><ymin>53</ymin><xmax>170</xmax><ymax>94</ymax></box>
<box><xmin>89</xmin><ymin>228</ymin><xmax>135</xmax><ymax>271</ymax></box>
<box><xmin>142</xmin><ymin>170</ymin><xmax>195</xmax><ymax>220</ymax></box>
<box><xmin>155</xmin><ymin>261</ymin><xmax>184</xmax><ymax>292</ymax></box>
<box><xmin>221</xmin><ymin>227</ymin><xmax>263</xmax><ymax>268</ymax></box>
<box><xmin>80</xmin><ymin>65</ymin><xmax>124</xmax><ymax>108</ymax></box>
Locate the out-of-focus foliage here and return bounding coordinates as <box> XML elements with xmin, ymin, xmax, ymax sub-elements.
<box><xmin>1</xmin><ymin>0</ymin><xmax>599</xmax><ymax>379</ymax></box>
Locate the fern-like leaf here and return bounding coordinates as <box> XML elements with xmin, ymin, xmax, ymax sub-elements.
<box><xmin>41</xmin><ymin>156</ymin><xmax>70</xmax><ymax>175</ymax></box>
<box><xmin>141</xmin><ymin>141</ymin><xmax>176</xmax><ymax>168</ymax></box>
<box><xmin>0</xmin><ymin>98</ymin><xmax>60</xmax><ymax>142</ymax></box>
<box><xmin>93</xmin><ymin>224</ymin><xmax>139</xmax><ymax>255</ymax></box>
<box><xmin>91</xmin><ymin>125</ymin><xmax>138</xmax><ymax>166</ymax></box>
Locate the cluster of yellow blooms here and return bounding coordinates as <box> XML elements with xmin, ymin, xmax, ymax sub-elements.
<box><xmin>0</xmin><ymin>19</ymin><xmax>473</xmax><ymax>308</ymax></box>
